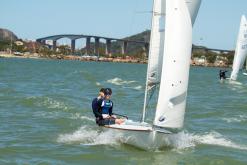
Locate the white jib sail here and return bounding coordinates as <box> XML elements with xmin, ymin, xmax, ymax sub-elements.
<box><xmin>230</xmin><ymin>15</ymin><xmax>247</xmax><ymax>81</ymax></box>
<box><xmin>145</xmin><ymin>0</ymin><xmax>165</xmax><ymax>87</ymax></box>
<box><xmin>154</xmin><ymin>0</ymin><xmax>192</xmax><ymax>129</ymax></box>
<box><xmin>142</xmin><ymin>0</ymin><xmax>165</xmax><ymax>121</ymax></box>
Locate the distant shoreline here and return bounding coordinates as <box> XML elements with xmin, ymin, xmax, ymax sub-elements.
<box><xmin>0</xmin><ymin>53</ymin><xmax>230</xmax><ymax>68</ymax></box>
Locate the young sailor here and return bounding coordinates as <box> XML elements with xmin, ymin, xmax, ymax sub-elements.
<box><xmin>219</xmin><ymin>70</ymin><xmax>228</xmax><ymax>80</ymax></box>
<box><xmin>93</xmin><ymin>88</ymin><xmax>125</xmax><ymax>125</ymax></box>
<box><xmin>91</xmin><ymin>88</ymin><xmax>105</xmax><ymax>120</ymax></box>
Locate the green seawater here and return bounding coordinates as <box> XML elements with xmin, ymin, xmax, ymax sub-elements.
<box><xmin>0</xmin><ymin>58</ymin><xmax>246</xmax><ymax>165</ymax></box>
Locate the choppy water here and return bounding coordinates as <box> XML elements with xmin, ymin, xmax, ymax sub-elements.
<box><xmin>0</xmin><ymin>58</ymin><xmax>247</xmax><ymax>165</ymax></box>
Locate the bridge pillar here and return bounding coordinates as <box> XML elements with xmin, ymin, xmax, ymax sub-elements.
<box><xmin>105</xmin><ymin>39</ymin><xmax>111</xmax><ymax>56</ymax></box>
<box><xmin>121</xmin><ymin>41</ymin><xmax>128</xmax><ymax>54</ymax></box>
<box><xmin>71</xmin><ymin>39</ymin><xmax>76</xmax><ymax>54</ymax></box>
<box><xmin>86</xmin><ymin>37</ymin><xmax>91</xmax><ymax>55</ymax></box>
<box><xmin>94</xmin><ymin>37</ymin><xmax>100</xmax><ymax>57</ymax></box>
<box><xmin>53</xmin><ymin>40</ymin><xmax>57</xmax><ymax>51</ymax></box>
<box><xmin>144</xmin><ymin>43</ymin><xmax>149</xmax><ymax>58</ymax></box>
<box><xmin>41</xmin><ymin>40</ymin><xmax>46</xmax><ymax>45</ymax></box>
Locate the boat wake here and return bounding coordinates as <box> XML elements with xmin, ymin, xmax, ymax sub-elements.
<box><xmin>57</xmin><ymin>126</ymin><xmax>120</xmax><ymax>146</ymax></box>
<box><xmin>171</xmin><ymin>131</ymin><xmax>247</xmax><ymax>151</ymax></box>
<box><xmin>57</xmin><ymin>126</ymin><xmax>247</xmax><ymax>151</ymax></box>
<box><xmin>226</xmin><ymin>80</ymin><xmax>243</xmax><ymax>86</ymax></box>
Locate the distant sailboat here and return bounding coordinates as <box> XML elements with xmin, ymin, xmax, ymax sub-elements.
<box><xmin>230</xmin><ymin>15</ymin><xmax>247</xmax><ymax>80</ymax></box>
<box><xmin>103</xmin><ymin>0</ymin><xmax>201</xmax><ymax>150</ymax></box>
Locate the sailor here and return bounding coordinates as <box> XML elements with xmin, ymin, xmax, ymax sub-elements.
<box><xmin>91</xmin><ymin>88</ymin><xmax>105</xmax><ymax>119</ymax></box>
<box><xmin>219</xmin><ymin>70</ymin><xmax>228</xmax><ymax>80</ymax></box>
<box><xmin>93</xmin><ymin>88</ymin><xmax>125</xmax><ymax>126</ymax></box>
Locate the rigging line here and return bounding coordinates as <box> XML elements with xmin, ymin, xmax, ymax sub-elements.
<box><xmin>134</xmin><ymin>10</ymin><xmax>165</xmax><ymax>15</ymax></box>
<box><xmin>140</xmin><ymin>84</ymin><xmax>158</xmax><ymax>122</ymax></box>
<box><xmin>145</xmin><ymin>85</ymin><xmax>156</xmax><ymax>108</ymax></box>
<box><xmin>128</xmin><ymin>0</ymin><xmax>140</xmax><ymax>37</ymax></box>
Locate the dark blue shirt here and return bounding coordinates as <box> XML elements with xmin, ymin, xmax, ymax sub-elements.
<box><xmin>91</xmin><ymin>97</ymin><xmax>103</xmax><ymax>119</ymax></box>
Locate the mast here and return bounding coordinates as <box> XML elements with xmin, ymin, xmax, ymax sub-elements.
<box><xmin>246</xmin><ymin>57</ymin><xmax>247</xmax><ymax>71</ymax></box>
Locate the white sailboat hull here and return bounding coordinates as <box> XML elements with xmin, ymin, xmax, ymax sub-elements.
<box><xmin>103</xmin><ymin>122</ymin><xmax>173</xmax><ymax>150</ymax></box>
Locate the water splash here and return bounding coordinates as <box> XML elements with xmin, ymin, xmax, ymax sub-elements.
<box><xmin>57</xmin><ymin>126</ymin><xmax>121</xmax><ymax>146</ymax></box>
<box><xmin>57</xmin><ymin>125</ymin><xmax>247</xmax><ymax>151</ymax></box>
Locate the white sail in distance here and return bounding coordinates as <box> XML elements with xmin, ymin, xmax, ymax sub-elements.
<box><xmin>230</xmin><ymin>15</ymin><xmax>247</xmax><ymax>81</ymax></box>
<box><xmin>142</xmin><ymin>0</ymin><xmax>201</xmax><ymax>122</ymax></box>
<box><xmin>153</xmin><ymin>0</ymin><xmax>192</xmax><ymax>129</ymax></box>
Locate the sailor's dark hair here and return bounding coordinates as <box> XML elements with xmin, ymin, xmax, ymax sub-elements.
<box><xmin>100</xmin><ymin>88</ymin><xmax>105</xmax><ymax>92</ymax></box>
<box><xmin>104</xmin><ymin>88</ymin><xmax>112</xmax><ymax>95</ymax></box>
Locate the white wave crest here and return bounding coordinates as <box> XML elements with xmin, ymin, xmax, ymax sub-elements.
<box><xmin>38</xmin><ymin>97</ymin><xmax>69</xmax><ymax>111</ymax></box>
<box><xmin>222</xmin><ymin>115</ymin><xmax>247</xmax><ymax>123</ymax></box>
<box><xmin>70</xmin><ymin>113</ymin><xmax>95</xmax><ymax>122</ymax></box>
<box><xmin>96</xmin><ymin>82</ymin><xmax>101</xmax><ymax>86</ymax></box>
<box><xmin>33</xmin><ymin>111</ymin><xmax>62</xmax><ymax>119</ymax></box>
<box><xmin>169</xmin><ymin>131</ymin><xmax>247</xmax><ymax>150</ymax></box>
<box><xmin>107</xmin><ymin>78</ymin><xmax>136</xmax><ymax>86</ymax></box>
<box><xmin>133</xmin><ymin>85</ymin><xmax>142</xmax><ymax>90</ymax></box>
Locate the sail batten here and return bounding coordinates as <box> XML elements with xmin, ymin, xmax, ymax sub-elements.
<box><xmin>230</xmin><ymin>15</ymin><xmax>247</xmax><ymax>81</ymax></box>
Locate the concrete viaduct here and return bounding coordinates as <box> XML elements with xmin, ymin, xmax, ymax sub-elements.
<box><xmin>36</xmin><ymin>34</ymin><xmax>149</xmax><ymax>56</ymax></box>
<box><xmin>192</xmin><ymin>46</ymin><xmax>233</xmax><ymax>54</ymax></box>
<box><xmin>36</xmin><ymin>35</ymin><xmax>233</xmax><ymax>57</ymax></box>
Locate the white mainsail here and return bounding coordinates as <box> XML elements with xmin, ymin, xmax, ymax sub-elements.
<box><xmin>142</xmin><ymin>0</ymin><xmax>201</xmax><ymax>121</ymax></box>
<box><xmin>230</xmin><ymin>15</ymin><xmax>247</xmax><ymax>80</ymax></box>
<box><xmin>153</xmin><ymin>0</ymin><xmax>192</xmax><ymax>129</ymax></box>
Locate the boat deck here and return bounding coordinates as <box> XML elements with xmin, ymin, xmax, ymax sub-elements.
<box><xmin>103</xmin><ymin>121</ymin><xmax>153</xmax><ymax>132</ymax></box>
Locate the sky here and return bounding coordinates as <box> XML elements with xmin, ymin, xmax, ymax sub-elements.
<box><xmin>1</xmin><ymin>0</ymin><xmax>247</xmax><ymax>50</ymax></box>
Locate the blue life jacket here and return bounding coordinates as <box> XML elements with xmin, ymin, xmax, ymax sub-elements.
<box><xmin>101</xmin><ymin>100</ymin><xmax>113</xmax><ymax>114</ymax></box>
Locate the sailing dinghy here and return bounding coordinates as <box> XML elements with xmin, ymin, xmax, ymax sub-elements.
<box><xmin>103</xmin><ymin>0</ymin><xmax>201</xmax><ymax>150</ymax></box>
<box><xmin>230</xmin><ymin>15</ymin><xmax>247</xmax><ymax>80</ymax></box>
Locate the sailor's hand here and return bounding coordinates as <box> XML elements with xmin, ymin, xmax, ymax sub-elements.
<box><xmin>111</xmin><ymin>115</ymin><xmax>117</xmax><ymax>118</ymax></box>
<box><xmin>102</xmin><ymin>114</ymin><xmax>110</xmax><ymax>119</ymax></box>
